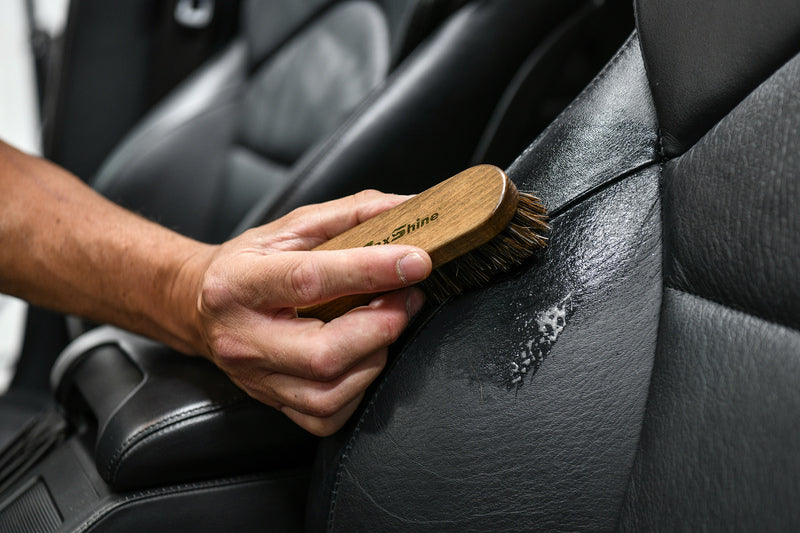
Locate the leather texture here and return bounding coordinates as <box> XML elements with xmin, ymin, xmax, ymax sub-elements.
<box><xmin>619</xmin><ymin>290</ymin><xmax>800</xmax><ymax>531</ymax></box>
<box><xmin>619</xmin><ymin>47</ymin><xmax>800</xmax><ymax>531</ymax></box>
<box><xmin>309</xmin><ymin>1</ymin><xmax>800</xmax><ymax>529</ymax></box>
<box><xmin>52</xmin><ymin>327</ymin><xmax>315</xmax><ymax>491</ymax></box>
<box><xmin>14</xmin><ymin>0</ymin><xmax>797</xmax><ymax>529</ymax></box>
<box><xmin>662</xmin><ymin>51</ymin><xmax>800</xmax><ymax>332</ymax></box>
<box><xmin>93</xmin><ymin>0</ymin><xmax>581</xmax><ymax>244</ymax></box>
<box><xmin>635</xmin><ymin>0</ymin><xmax>800</xmax><ymax>157</ymax></box>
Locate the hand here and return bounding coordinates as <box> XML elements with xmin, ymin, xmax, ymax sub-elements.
<box><xmin>183</xmin><ymin>191</ymin><xmax>431</xmax><ymax>436</ymax></box>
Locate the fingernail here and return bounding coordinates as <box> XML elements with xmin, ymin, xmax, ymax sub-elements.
<box><xmin>406</xmin><ymin>288</ymin><xmax>426</xmax><ymax>317</ymax></box>
<box><xmin>397</xmin><ymin>252</ymin><xmax>428</xmax><ymax>284</ymax></box>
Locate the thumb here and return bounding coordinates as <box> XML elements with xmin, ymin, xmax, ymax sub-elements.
<box><xmin>252</xmin><ymin>246</ymin><xmax>431</xmax><ymax>308</ymax></box>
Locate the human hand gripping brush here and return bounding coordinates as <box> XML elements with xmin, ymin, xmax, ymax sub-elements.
<box><xmin>298</xmin><ymin>165</ymin><xmax>549</xmax><ymax>321</ymax></box>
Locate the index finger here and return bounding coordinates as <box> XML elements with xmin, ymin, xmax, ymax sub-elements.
<box><xmin>268</xmin><ymin>190</ymin><xmax>412</xmax><ymax>247</ymax></box>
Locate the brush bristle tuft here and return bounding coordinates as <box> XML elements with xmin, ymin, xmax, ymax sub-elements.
<box><xmin>420</xmin><ymin>192</ymin><xmax>549</xmax><ymax>303</ymax></box>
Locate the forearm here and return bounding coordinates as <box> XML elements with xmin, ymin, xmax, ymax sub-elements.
<box><xmin>0</xmin><ymin>139</ymin><xmax>432</xmax><ymax>435</ymax></box>
<box><xmin>0</xmin><ymin>140</ymin><xmax>211</xmax><ymax>354</ymax></box>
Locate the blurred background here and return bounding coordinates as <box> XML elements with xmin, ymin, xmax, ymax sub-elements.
<box><xmin>0</xmin><ymin>0</ymin><xmax>238</xmax><ymax>390</ymax></box>
<box><xmin>0</xmin><ymin>0</ymin><xmax>70</xmax><ymax>389</ymax></box>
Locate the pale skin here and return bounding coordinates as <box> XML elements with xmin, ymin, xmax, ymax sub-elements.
<box><xmin>0</xmin><ymin>140</ymin><xmax>431</xmax><ymax>436</ymax></box>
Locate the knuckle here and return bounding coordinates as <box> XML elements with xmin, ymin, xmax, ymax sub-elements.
<box><xmin>305</xmin><ymin>391</ymin><xmax>343</xmax><ymax>418</ymax></box>
<box><xmin>288</xmin><ymin>261</ymin><xmax>324</xmax><ymax>303</ymax></box>
<box><xmin>308</xmin><ymin>420</ymin><xmax>341</xmax><ymax>437</ymax></box>
<box><xmin>308</xmin><ymin>347</ymin><xmax>344</xmax><ymax>381</ymax></box>
<box><xmin>354</xmin><ymin>189</ymin><xmax>381</xmax><ymax>202</ymax></box>
<box><xmin>377</xmin><ymin>311</ymin><xmax>405</xmax><ymax>345</ymax></box>
<box><xmin>359</xmin><ymin>261</ymin><xmax>384</xmax><ymax>293</ymax></box>
<box><xmin>287</xmin><ymin>204</ymin><xmax>318</xmax><ymax>226</ymax></box>
<box><xmin>198</xmin><ymin>269</ymin><xmax>231</xmax><ymax>312</ymax></box>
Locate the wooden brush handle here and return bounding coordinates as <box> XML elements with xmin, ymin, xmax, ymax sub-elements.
<box><xmin>298</xmin><ymin>165</ymin><xmax>519</xmax><ymax>321</ymax></box>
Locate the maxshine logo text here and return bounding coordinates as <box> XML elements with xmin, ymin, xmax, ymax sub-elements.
<box><xmin>363</xmin><ymin>212</ymin><xmax>439</xmax><ymax>246</ymax></box>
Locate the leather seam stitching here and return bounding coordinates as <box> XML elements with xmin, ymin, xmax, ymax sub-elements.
<box><xmin>325</xmin><ymin>309</ymin><xmax>438</xmax><ymax>531</ymax></box>
<box><xmin>104</xmin><ymin>396</ymin><xmax>247</xmax><ymax>482</ymax></box>
<box><xmin>71</xmin><ymin>474</ymin><xmax>278</xmax><ymax>533</ymax></box>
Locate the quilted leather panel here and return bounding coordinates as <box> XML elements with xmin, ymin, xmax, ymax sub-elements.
<box><xmin>663</xmin><ymin>51</ymin><xmax>800</xmax><ymax>331</ymax></box>
<box><xmin>238</xmin><ymin>1</ymin><xmax>390</xmax><ymax>164</ymax></box>
<box><xmin>619</xmin><ymin>39</ymin><xmax>800</xmax><ymax>532</ymax></box>
<box><xmin>619</xmin><ymin>289</ymin><xmax>800</xmax><ymax>531</ymax></box>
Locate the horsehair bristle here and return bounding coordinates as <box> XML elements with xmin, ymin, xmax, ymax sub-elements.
<box><xmin>420</xmin><ymin>192</ymin><xmax>549</xmax><ymax>304</ymax></box>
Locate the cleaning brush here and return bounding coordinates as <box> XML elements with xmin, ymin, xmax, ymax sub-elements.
<box><xmin>298</xmin><ymin>165</ymin><xmax>548</xmax><ymax>321</ymax></box>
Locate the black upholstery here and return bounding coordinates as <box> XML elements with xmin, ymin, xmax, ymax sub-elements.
<box><xmin>4</xmin><ymin>0</ymin><xmax>797</xmax><ymax>530</ymax></box>
<box><xmin>306</xmin><ymin>0</ymin><xmax>800</xmax><ymax>530</ymax></box>
<box><xmin>92</xmin><ymin>0</ymin><xmax>584</xmax><ymax>243</ymax></box>
<box><xmin>51</xmin><ymin>327</ymin><xmax>315</xmax><ymax>491</ymax></box>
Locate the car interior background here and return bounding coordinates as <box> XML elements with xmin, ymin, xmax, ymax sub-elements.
<box><xmin>0</xmin><ymin>0</ymin><xmax>798</xmax><ymax>531</ymax></box>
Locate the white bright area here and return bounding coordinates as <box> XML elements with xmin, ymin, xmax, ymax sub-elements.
<box><xmin>0</xmin><ymin>0</ymin><xmax>70</xmax><ymax>390</ymax></box>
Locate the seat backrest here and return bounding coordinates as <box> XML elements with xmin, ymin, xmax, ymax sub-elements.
<box><xmin>306</xmin><ymin>0</ymin><xmax>800</xmax><ymax>530</ymax></box>
<box><xmin>91</xmin><ymin>0</ymin><xmax>586</xmax><ymax>243</ymax></box>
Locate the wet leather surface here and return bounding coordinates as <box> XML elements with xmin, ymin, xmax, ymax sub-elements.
<box><xmin>507</xmin><ymin>34</ymin><xmax>658</xmax><ymax>213</ymax></box>
<box><xmin>313</xmin><ymin>3</ymin><xmax>800</xmax><ymax>530</ymax></box>
<box><xmin>321</xmin><ymin>168</ymin><xmax>662</xmax><ymax>532</ymax></box>
<box><xmin>310</xmin><ymin>35</ymin><xmax>663</xmax><ymax>532</ymax></box>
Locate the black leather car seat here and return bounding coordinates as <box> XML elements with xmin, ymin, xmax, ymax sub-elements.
<box><xmin>305</xmin><ymin>0</ymin><xmax>800</xmax><ymax>530</ymax></box>
<box><xmin>12</xmin><ymin>0</ymin><xmax>606</xmax><ymax>390</ymax></box>
<box><xmin>6</xmin><ymin>0</ymin><xmax>797</xmax><ymax>530</ymax></box>
<box><xmin>91</xmin><ymin>0</ymin><xmax>589</xmax><ymax>244</ymax></box>
<box><xmin>11</xmin><ymin>0</ymin><xmax>630</xmax><ymax>385</ymax></box>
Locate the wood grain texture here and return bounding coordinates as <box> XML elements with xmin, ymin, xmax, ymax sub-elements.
<box><xmin>298</xmin><ymin>165</ymin><xmax>518</xmax><ymax>321</ymax></box>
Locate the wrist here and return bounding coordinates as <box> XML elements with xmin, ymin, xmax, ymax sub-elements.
<box><xmin>166</xmin><ymin>242</ymin><xmax>218</xmax><ymax>357</ymax></box>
